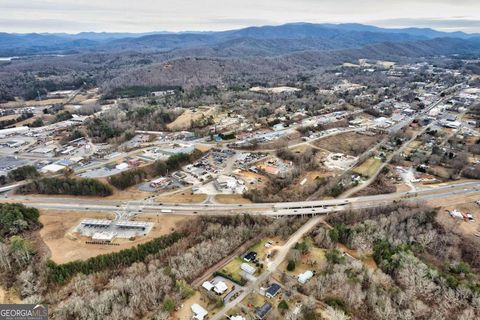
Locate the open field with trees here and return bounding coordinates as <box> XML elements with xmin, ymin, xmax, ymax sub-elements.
<box><xmin>295</xmin><ymin>203</ymin><xmax>480</xmax><ymax>319</ymax></box>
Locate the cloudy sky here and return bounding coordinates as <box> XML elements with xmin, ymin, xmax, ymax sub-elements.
<box><xmin>1</xmin><ymin>0</ymin><xmax>480</xmax><ymax>34</ymax></box>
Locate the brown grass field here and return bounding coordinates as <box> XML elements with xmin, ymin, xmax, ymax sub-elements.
<box><xmin>214</xmin><ymin>194</ymin><xmax>252</xmax><ymax>204</ymax></box>
<box><xmin>156</xmin><ymin>189</ymin><xmax>207</xmax><ymax>203</ymax></box>
<box><xmin>313</xmin><ymin>131</ymin><xmax>384</xmax><ymax>156</ymax></box>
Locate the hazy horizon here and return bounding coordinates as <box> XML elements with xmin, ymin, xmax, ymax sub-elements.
<box><xmin>2</xmin><ymin>21</ymin><xmax>480</xmax><ymax>36</ymax></box>
<box><xmin>1</xmin><ymin>0</ymin><xmax>480</xmax><ymax>34</ymax></box>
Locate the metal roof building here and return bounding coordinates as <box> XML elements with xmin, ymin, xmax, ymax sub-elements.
<box><xmin>240</xmin><ymin>263</ymin><xmax>257</xmax><ymax>275</ymax></box>
<box><xmin>255</xmin><ymin>303</ymin><xmax>272</xmax><ymax>320</ymax></box>
<box><xmin>265</xmin><ymin>283</ymin><xmax>281</xmax><ymax>298</ymax></box>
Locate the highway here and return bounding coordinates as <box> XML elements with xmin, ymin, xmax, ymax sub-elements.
<box><xmin>3</xmin><ymin>180</ymin><xmax>479</xmax><ymax>216</ymax></box>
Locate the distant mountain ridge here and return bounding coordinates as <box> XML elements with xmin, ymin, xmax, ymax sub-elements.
<box><xmin>1</xmin><ymin>22</ymin><xmax>479</xmax><ymax>57</ymax></box>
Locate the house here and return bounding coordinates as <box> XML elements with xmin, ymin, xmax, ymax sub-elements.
<box><xmin>240</xmin><ymin>263</ymin><xmax>257</xmax><ymax>275</ymax></box>
<box><xmin>115</xmin><ymin>163</ymin><xmax>129</xmax><ymax>170</ymax></box>
<box><xmin>202</xmin><ymin>281</ymin><xmax>214</xmax><ymax>291</ymax></box>
<box><xmin>213</xmin><ymin>281</ymin><xmax>228</xmax><ymax>295</ymax></box>
<box><xmin>243</xmin><ymin>251</ymin><xmax>257</xmax><ymax>262</ymax></box>
<box><xmin>255</xmin><ymin>303</ymin><xmax>272</xmax><ymax>320</ymax></box>
<box><xmin>402</xmin><ymin>108</ymin><xmax>416</xmax><ymax>116</ymax></box>
<box><xmin>191</xmin><ymin>304</ymin><xmax>208</xmax><ymax>320</ymax></box>
<box><xmin>230</xmin><ymin>316</ymin><xmax>246</xmax><ymax>320</ymax></box>
<box><xmin>440</xmin><ymin>120</ymin><xmax>461</xmax><ymax>129</ymax></box>
<box><xmin>298</xmin><ymin>270</ymin><xmax>314</xmax><ymax>284</ymax></box>
<box><xmin>265</xmin><ymin>283</ymin><xmax>281</xmax><ymax>298</ymax></box>
<box><xmin>272</xmin><ymin>123</ymin><xmax>285</xmax><ymax>131</ymax></box>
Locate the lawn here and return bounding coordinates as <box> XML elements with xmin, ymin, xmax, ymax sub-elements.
<box><xmin>403</xmin><ymin>140</ymin><xmax>422</xmax><ymax>156</ymax></box>
<box><xmin>248</xmin><ymin>238</ymin><xmax>284</xmax><ymax>261</ymax></box>
<box><xmin>353</xmin><ymin>157</ymin><xmax>382</xmax><ymax>177</ymax></box>
<box><xmin>279</xmin><ymin>238</ymin><xmax>326</xmax><ymax>275</ymax></box>
<box><xmin>218</xmin><ymin>257</ymin><xmax>244</xmax><ymax>283</ymax></box>
<box><xmin>242</xmin><ymin>292</ymin><xmax>266</xmax><ymax>309</ymax></box>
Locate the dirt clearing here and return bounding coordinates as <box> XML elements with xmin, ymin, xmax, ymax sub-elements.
<box><xmin>39</xmin><ymin>210</ymin><xmax>192</xmax><ymax>263</ymax></box>
<box><xmin>167</xmin><ymin>106</ymin><xmax>216</xmax><ymax>131</ymax></box>
<box><xmin>214</xmin><ymin>194</ymin><xmax>251</xmax><ymax>204</ymax></box>
<box><xmin>0</xmin><ymin>287</ymin><xmax>21</xmax><ymax>304</ymax></box>
<box><xmin>437</xmin><ymin>202</ymin><xmax>480</xmax><ymax>238</ymax></box>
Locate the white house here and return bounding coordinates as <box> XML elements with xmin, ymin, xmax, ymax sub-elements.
<box><xmin>213</xmin><ymin>281</ymin><xmax>228</xmax><ymax>295</ymax></box>
<box><xmin>202</xmin><ymin>281</ymin><xmax>214</xmax><ymax>291</ymax></box>
<box><xmin>298</xmin><ymin>270</ymin><xmax>314</xmax><ymax>284</ymax></box>
<box><xmin>191</xmin><ymin>304</ymin><xmax>208</xmax><ymax>320</ymax></box>
<box><xmin>115</xmin><ymin>163</ymin><xmax>129</xmax><ymax>170</ymax></box>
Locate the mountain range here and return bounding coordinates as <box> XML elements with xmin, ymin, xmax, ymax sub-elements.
<box><xmin>1</xmin><ymin>22</ymin><xmax>479</xmax><ymax>57</ymax></box>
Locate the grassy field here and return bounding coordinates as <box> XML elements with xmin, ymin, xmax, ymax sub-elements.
<box><xmin>166</xmin><ymin>107</ymin><xmax>216</xmax><ymax>131</ymax></box>
<box><xmin>314</xmin><ymin>132</ymin><xmax>384</xmax><ymax>156</ymax></box>
<box><xmin>353</xmin><ymin>157</ymin><xmax>382</xmax><ymax>177</ymax></box>
<box><xmin>156</xmin><ymin>189</ymin><xmax>207</xmax><ymax>203</ymax></box>
<box><xmin>279</xmin><ymin>244</ymin><xmax>326</xmax><ymax>275</ymax></box>
<box><xmin>403</xmin><ymin>140</ymin><xmax>422</xmax><ymax>156</ymax></box>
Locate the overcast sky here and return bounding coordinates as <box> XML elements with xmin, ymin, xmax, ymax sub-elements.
<box><xmin>1</xmin><ymin>0</ymin><xmax>480</xmax><ymax>34</ymax></box>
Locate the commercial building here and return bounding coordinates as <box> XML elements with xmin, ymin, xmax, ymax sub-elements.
<box><xmin>0</xmin><ymin>126</ymin><xmax>29</xmax><ymax>138</ymax></box>
<box><xmin>40</xmin><ymin>163</ymin><xmax>66</xmax><ymax>173</ymax></box>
